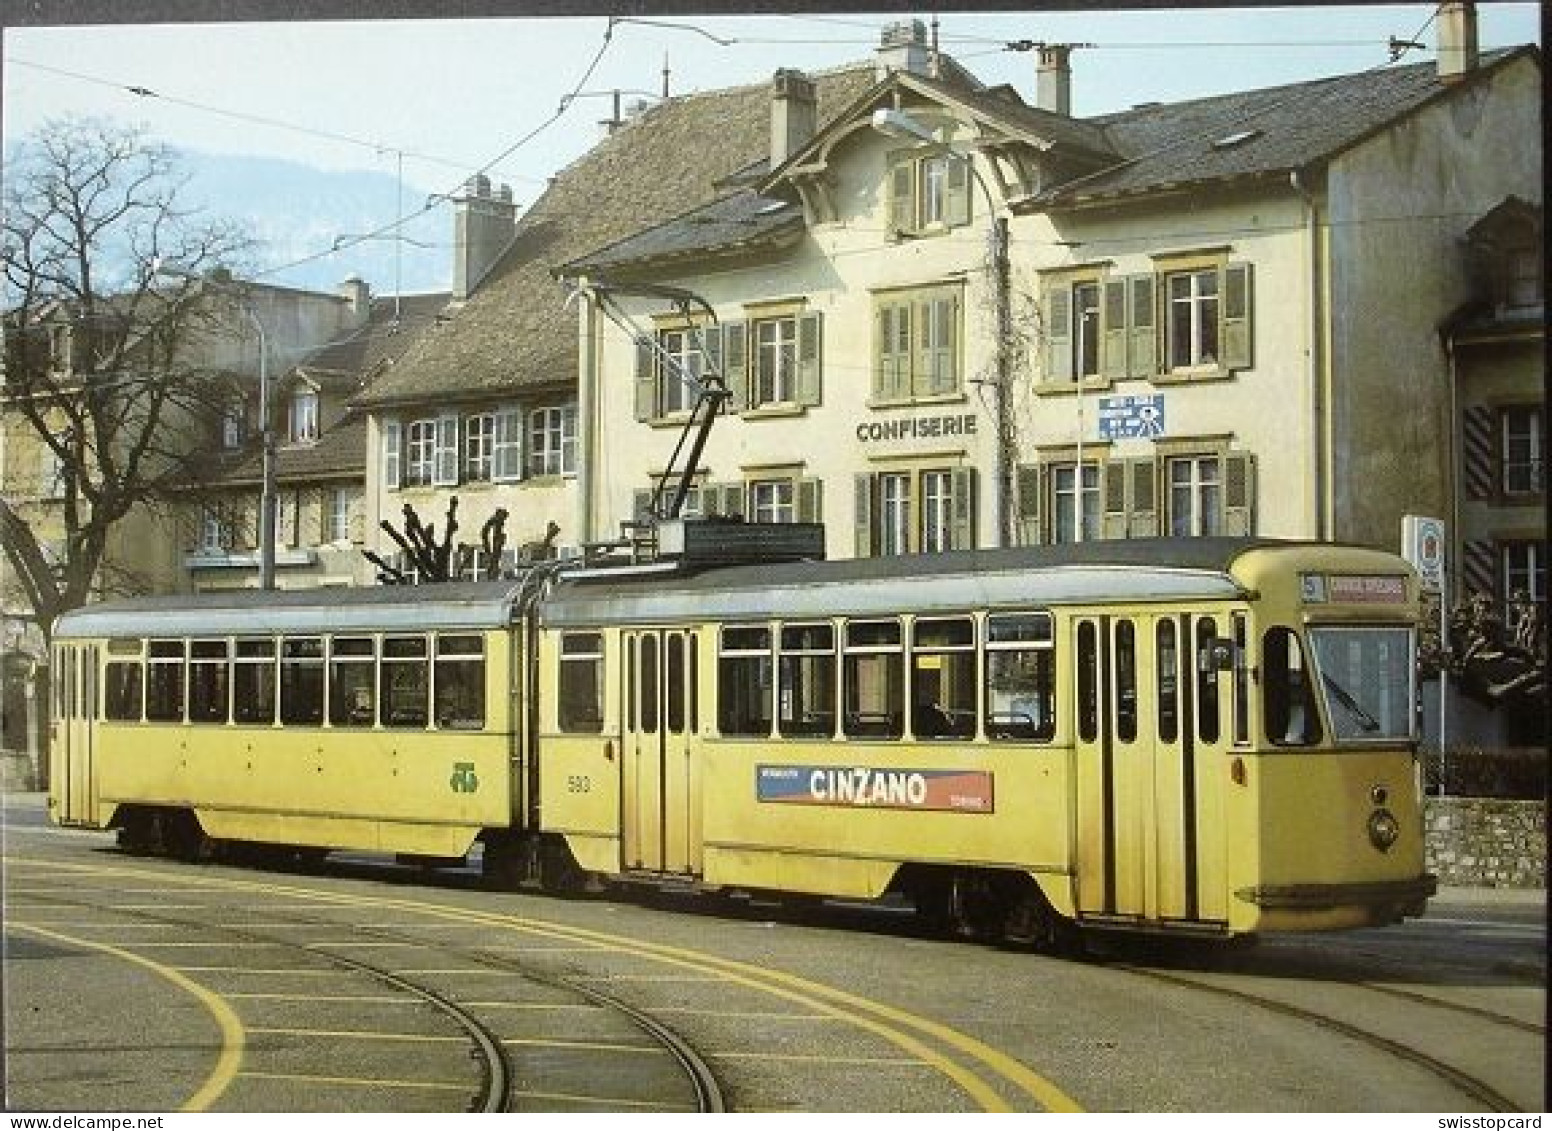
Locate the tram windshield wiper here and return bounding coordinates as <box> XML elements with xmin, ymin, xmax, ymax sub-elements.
<box><xmin>1322</xmin><ymin>674</ymin><xmax>1380</xmax><ymax>733</ymax></box>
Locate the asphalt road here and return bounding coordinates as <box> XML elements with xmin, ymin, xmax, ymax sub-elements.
<box><xmin>2</xmin><ymin>792</ymin><xmax>1544</xmax><ymax>1114</ymax></box>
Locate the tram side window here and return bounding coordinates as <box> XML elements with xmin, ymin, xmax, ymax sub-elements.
<box><xmin>987</xmin><ymin>613</ymin><xmax>1056</xmax><ymax>742</ymax></box>
<box><xmin>280</xmin><ymin>637</ymin><xmax>325</xmax><ymax>725</ymax></box>
<box><xmin>911</xmin><ymin>617</ymin><xmax>976</xmax><ymax>739</ymax></box>
<box><xmin>844</xmin><ymin>619</ymin><xmax>904</xmax><ymax>739</ymax></box>
<box><xmin>1157</xmin><ymin>620</ymin><xmax>1180</xmax><ymax>744</ymax></box>
<box><xmin>778</xmin><ymin>622</ymin><xmax>835</xmax><ymax>738</ymax></box>
<box><xmin>146</xmin><ymin>640</ymin><xmax>185</xmax><ymax>722</ymax></box>
<box><xmin>105</xmin><ymin>640</ymin><xmax>143</xmax><ymax>721</ymax></box>
<box><xmin>558</xmin><ymin>632</ymin><xmax>604</xmax><ymax>733</ymax></box>
<box><xmin>1114</xmin><ymin>620</ymin><xmax>1138</xmax><ymax>743</ymax></box>
<box><xmin>188</xmin><ymin>640</ymin><xmax>230</xmax><ymax>724</ymax></box>
<box><xmin>381</xmin><ymin>636</ymin><xmax>429</xmax><ymax>728</ymax></box>
<box><xmin>718</xmin><ymin>625</ymin><xmax>773</xmax><ymax>737</ymax></box>
<box><xmin>233</xmin><ymin>640</ymin><xmax>276</xmax><ymax>725</ymax></box>
<box><xmin>1263</xmin><ymin>627</ymin><xmax>1322</xmax><ymax>746</ymax></box>
<box><xmin>436</xmin><ymin>635</ymin><xmax>486</xmax><ymax>730</ymax></box>
<box><xmin>329</xmin><ymin>636</ymin><xmax>376</xmax><ymax>727</ymax></box>
<box><xmin>1077</xmin><ymin>622</ymin><xmax>1099</xmax><ymax>743</ymax></box>
<box><xmin>1195</xmin><ymin>618</ymin><xmax>1221</xmax><ymax>744</ymax></box>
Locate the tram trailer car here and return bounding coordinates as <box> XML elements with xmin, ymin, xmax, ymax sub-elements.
<box><xmin>50</xmin><ymin>536</ymin><xmax>1436</xmax><ymax>944</ymax></box>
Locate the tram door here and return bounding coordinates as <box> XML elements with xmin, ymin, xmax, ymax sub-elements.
<box><xmin>1073</xmin><ymin>615</ymin><xmax>1230</xmax><ymax>924</ymax></box>
<box><xmin>53</xmin><ymin>644</ymin><xmax>98</xmax><ymax>826</ymax></box>
<box><xmin>621</xmin><ymin>629</ymin><xmax>699</xmax><ymax>876</ymax></box>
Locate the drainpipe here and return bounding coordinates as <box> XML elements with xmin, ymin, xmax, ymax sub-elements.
<box><xmin>1290</xmin><ymin>170</ymin><xmax>1330</xmax><ymax>540</ymax></box>
<box><xmin>575</xmin><ymin>279</ymin><xmax>599</xmax><ymax>547</ymax></box>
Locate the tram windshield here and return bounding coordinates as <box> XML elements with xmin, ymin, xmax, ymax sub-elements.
<box><xmin>1307</xmin><ymin>627</ymin><xmax>1415</xmax><ymax>742</ymax></box>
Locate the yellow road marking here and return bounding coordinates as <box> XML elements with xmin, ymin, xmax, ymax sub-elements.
<box><xmin>501</xmin><ymin>1036</ymin><xmax>664</xmax><ymax>1054</ymax></box>
<box><xmin>247</xmin><ymin>1027</ymin><xmax>464</xmax><ymax>1043</ymax></box>
<box><xmin>6</xmin><ymin>920</ymin><xmax>245</xmax><ymax>1112</ymax></box>
<box><xmin>237</xmin><ymin>1070</ymin><xmax>467</xmax><ymax>1093</ymax></box>
<box><xmin>5</xmin><ymin>854</ymin><xmax>1084</xmax><ymax>1112</ymax></box>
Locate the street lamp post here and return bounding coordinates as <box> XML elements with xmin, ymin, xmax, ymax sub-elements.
<box><xmin>154</xmin><ymin>261</ymin><xmax>276</xmax><ymax>589</ymax></box>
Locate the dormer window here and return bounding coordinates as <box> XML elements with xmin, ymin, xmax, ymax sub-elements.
<box><xmin>887</xmin><ymin>150</ymin><xmax>971</xmax><ymax>237</ymax></box>
<box><xmin>1505</xmin><ymin>243</ymin><xmax>1542</xmax><ymax>310</ymax></box>
<box><xmin>221</xmin><ymin>402</ymin><xmax>245</xmax><ymax>450</ymax></box>
<box><xmin>289</xmin><ymin>389</ymin><xmax>319</xmax><ymax>444</ymax></box>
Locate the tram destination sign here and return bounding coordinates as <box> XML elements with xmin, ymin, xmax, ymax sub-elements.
<box><xmin>1098</xmin><ymin>394</ymin><xmax>1166</xmax><ymax>440</ymax></box>
<box><xmin>757</xmin><ymin>764</ymin><xmax>995</xmax><ymax>812</ymax></box>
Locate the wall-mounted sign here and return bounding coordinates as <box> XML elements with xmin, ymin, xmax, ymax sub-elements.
<box><xmin>1098</xmin><ymin>394</ymin><xmax>1166</xmax><ymax>440</ymax></box>
<box><xmin>856</xmin><ymin>413</ymin><xmax>978</xmax><ymax>444</ymax></box>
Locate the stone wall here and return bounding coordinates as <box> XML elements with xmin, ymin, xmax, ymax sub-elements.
<box><xmin>1425</xmin><ymin>797</ymin><xmax>1547</xmax><ymax>888</ymax></box>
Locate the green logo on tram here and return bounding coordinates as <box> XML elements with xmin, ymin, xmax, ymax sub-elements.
<box><xmin>450</xmin><ymin>762</ymin><xmax>480</xmax><ymax>793</ymax></box>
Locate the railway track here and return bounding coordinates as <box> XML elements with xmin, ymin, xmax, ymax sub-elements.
<box><xmin>6</xmin><ymin>876</ymin><xmax>725</xmax><ymax>1112</ymax></box>
<box><xmin>3</xmin><ymin>853</ymin><xmax>1075</xmax><ymax>1112</ymax></box>
<box><xmin>1110</xmin><ymin>944</ymin><xmax>1543</xmax><ymax>1112</ymax></box>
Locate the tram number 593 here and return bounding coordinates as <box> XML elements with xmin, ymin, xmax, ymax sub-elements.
<box><xmin>567</xmin><ymin>775</ymin><xmax>592</xmax><ymax>793</ymax></box>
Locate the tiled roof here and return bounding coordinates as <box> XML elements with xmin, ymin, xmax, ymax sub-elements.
<box><xmin>355</xmin><ymin>63</ymin><xmax>877</xmax><ymax>409</ymax></box>
<box><xmin>563</xmin><ymin>190</ymin><xmax>803</xmax><ymax>275</ymax></box>
<box><xmin>215</xmin><ymin>414</ymin><xmax>369</xmax><ymax>486</ymax></box>
<box><xmin>301</xmin><ymin>292</ymin><xmax>451</xmax><ymax>380</ymax></box>
<box><xmin>1036</xmin><ymin>48</ymin><xmax>1535</xmax><ymax>207</ymax></box>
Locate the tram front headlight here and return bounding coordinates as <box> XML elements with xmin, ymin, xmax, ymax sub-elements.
<box><xmin>1367</xmin><ymin>808</ymin><xmax>1400</xmax><ymax>852</ymax></box>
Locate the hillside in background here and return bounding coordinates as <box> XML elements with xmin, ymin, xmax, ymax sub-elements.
<box><xmin>178</xmin><ymin>151</ymin><xmax>457</xmax><ymax>296</ymax></box>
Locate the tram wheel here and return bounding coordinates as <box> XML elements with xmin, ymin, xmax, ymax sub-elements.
<box><xmin>115</xmin><ymin>809</ymin><xmax>159</xmax><ymax>856</ymax></box>
<box><xmin>537</xmin><ymin>836</ymin><xmax>590</xmax><ymax>895</ymax></box>
<box><xmin>162</xmin><ymin>810</ymin><xmax>212</xmax><ymax>863</ymax></box>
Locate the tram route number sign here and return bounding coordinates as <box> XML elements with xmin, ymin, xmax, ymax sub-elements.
<box><xmin>757</xmin><ymin>764</ymin><xmax>995</xmax><ymax>813</ymax></box>
<box><xmin>1098</xmin><ymin>394</ymin><xmax>1166</xmax><ymax>440</ymax></box>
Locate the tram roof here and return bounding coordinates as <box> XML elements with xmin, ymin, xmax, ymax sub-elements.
<box><xmin>540</xmin><ymin>538</ymin><xmax>1284</xmax><ymax>627</ymax></box>
<box><xmin>52</xmin><ymin>538</ymin><xmax>1359</xmax><ymax>640</ymax></box>
<box><xmin>51</xmin><ymin>579</ymin><xmax>534</xmax><ymax>639</ymax></box>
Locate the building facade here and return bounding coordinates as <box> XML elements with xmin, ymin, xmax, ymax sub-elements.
<box><xmin>563</xmin><ymin>18</ymin><xmax>1541</xmax><ymax>574</ymax></box>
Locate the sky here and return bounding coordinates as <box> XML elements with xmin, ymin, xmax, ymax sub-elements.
<box><xmin>2</xmin><ymin>4</ymin><xmax>1543</xmax><ymax>291</ymax></box>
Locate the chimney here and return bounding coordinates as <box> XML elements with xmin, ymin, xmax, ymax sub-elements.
<box><xmin>1437</xmin><ymin>2</ymin><xmax>1479</xmax><ymax>82</ymax></box>
<box><xmin>1036</xmin><ymin>45</ymin><xmax>1073</xmax><ymax>115</ymax></box>
<box><xmin>453</xmin><ymin>175</ymin><xmax>517</xmax><ymax>301</ymax></box>
<box><xmin>338</xmin><ymin>277</ymin><xmax>371</xmax><ymax>328</ymax></box>
<box><xmin>770</xmin><ymin>69</ymin><xmax>817</xmax><ymax>168</ymax></box>
<box><xmin>876</xmin><ymin>19</ymin><xmax>932</xmax><ymax>79</ymax></box>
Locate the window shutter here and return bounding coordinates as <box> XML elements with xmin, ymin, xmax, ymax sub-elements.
<box><xmin>1462</xmin><ymin>405</ymin><xmax>1495</xmax><ymax>499</ymax></box>
<box><xmin>854</xmin><ymin>473</ymin><xmax>876</xmax><ymax>558</ymax></box>
<box><xmin>796</xmin><ymin>312</ymin><xmax>822</xmax><ymax>406</ymax></box>
<box><xmin>634</xmin><ymin>334</ymin><xmax>657</xmax><ymax>421</ymax></box>
<box><xmin>950</xmin><ymin>467</ymin><xmax>977</xmax><ymax>549</ymax></box>
<box><xmin>632</xmin><ymin>488</ymin><xmax>654</xmax><ymax>520</ymax></box>
<box><xmin>1015</xmin><ymin>463</ymin><xmax>1043</xmax><ymax>546</ymax></box>
<box><xmin>945</xmin><ymin>155</ymin><xmax>972</xmax><ymax>227</ymax></box>
<box><xmin>1222</xmin><ymin>452</ymin><xmax>1256</xmax><ymax>535</ymax></box>
<box><xmin>432</xmin><ymin>413</ymin><xmax>460</xmax><ymax>486</ymax></box>
<box><xmin>876</xmin><ymin>302</ymin><xmax>912</xmax><ymax>401</ymax></box>
<box><xmin>1102</xmin><ymin>459</ymin><xmax>1130</xmax><ymax>540</ymax></box>
<box><xmin>1102</xmin><ymin>279</ymin><xmax>1128</xmax><ymax>382</ymax></box>
<box><xmin>278</xmin><ymin>491</ymin><xmax>298</xmax><ymax>548</ymax></box>
<box><xmin>719</xmin><ymin>483</ymin><xmax>747</xmax><ymax>519</ymax></box>
<box><xmin>1043</xmin><ymin>287</ymin><xmax>1073</xmax><ymax>383</ymax></box>
<box><xmin>1128</xmin><ymin>458</ymin><xmax>1159</xmax><ymax>537</ymax></box>
<box><xmin>797</xmin><ymin>477</ymin><xmax>823</xmax><ymax>523</ymax></box>
<box><xmin>493</xmin><ymin>407</ymin><xmax>524</xmax><ymax>482</ymax></box>
<box><xmin>723</xmin><ymin>321</ymin><xmax>749</xmax><ymax>411</ymax></box>
<box><xmin>381</xmin><ymin>420</ymin><xmax>402</xmax><ymax>490</ymax></box>
<box><xmin>887</xmin><ymin>158</ymin><xmax>916</xmax><ymax>235</ymax></box>
<box><xmin>700</xmin><ymin>323</ymin><xmax>722</xmax><ymax>395</ymax></box>
<box><xmin>1127</xmin><ymin>274</ymin><xmax>1157</xmax><ymax>379</ymax></box>
<box><xmin>348</xmin><ymin>492</ymin><xmax>365</xmax><ymax>543</ymax></box>
<box><xmin>1221</xmin><ymin>263</ymin><xmax>1253</xmax><ymax>371</ymax></box>
<box><xmin>917</xmin><ymin>294</ymin><xmax>957</xmax><ymax>396</ymax></box>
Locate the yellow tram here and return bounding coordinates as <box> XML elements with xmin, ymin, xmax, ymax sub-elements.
<box><xmin>49</xmin><ymin>534</ymin><xmax>1435</xmax><ymax>943</ymax></box>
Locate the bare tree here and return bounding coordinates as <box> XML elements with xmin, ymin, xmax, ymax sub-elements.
<box><xmin>2</xmin><ymin>117</ymin><xmax>254</xmax><ymax>633</ymax></box>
